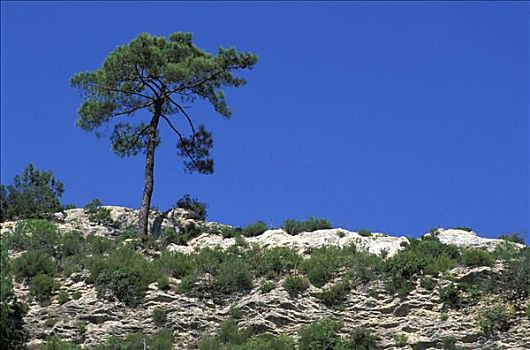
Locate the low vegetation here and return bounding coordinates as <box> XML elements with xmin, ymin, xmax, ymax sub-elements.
<box><xmin>281</xmin><ymin>217</ymin><xmax>332</xmax><ymax>235</ymax></box>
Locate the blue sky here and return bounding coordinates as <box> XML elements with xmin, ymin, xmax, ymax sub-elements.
<box><xmin>1</xmin><ymin>2</ymin><xmax>528</xmax><ymax>240</ymax></box>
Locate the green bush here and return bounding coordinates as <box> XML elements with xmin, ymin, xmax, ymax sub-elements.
<box><xmin>298</xmin><ymin>318</ymin><xmax>343</xmax><ymax>350</ymax></box>
<box><xmin>84</xmin><ymin>199</ymin><xmax>114</xmax><ymax>226</ymax></box>
<box><xmin>299</xmin><ymin>247</ymin><xmax>344</xmax><ymax>287</ymax></box>
<box><xmin>281</xmin><ymin>217</ymin><xmax>332</xmax><ymax>235</ymax></box>
<box><xmin>394</xmin><ymin>333</ymin><xmax>408</xmax><ymax>348</ymax></box>
<box><xmin>461</xmin><ymin>249</ymin><xmax>494</xmax><ymax>267</ymax></box>
<box><xmin>501</xmin><ymin>247</ymin><xmax>530</xmax><ymax>299</ymax></box>
<box><xmin>316</xmin><ymin>280</ymin><xmax>350</xmax><ymax>306</ymax></box>
<box><xmin>157</xmin><ymin>275</ymin><xmax>170</xmax><ymax>290</ymax></box>
<box><xmin>72</xmin><ymin>291</ymin><xmax>82</xmax><ymax>300</ymax></box>
<box><xmin>1</xmin><ymin>163</ymin><xmax>64</xmax><ymax>222</ymax></box>
<box><xmin>212</xmin><ymin>256</ymin><xmax>253</xmax><ymax>293</ymax></box>
<box><xmin>0</xmin><ymin>238</ymin><xmax>29</xmax><ymax>349</ymax></box>
<box><xmin>86</xmin><ymin>246</ymin><xmax>159</xmax><ymax>306</ymax></box>
<box><xmin>498</xmin><ymin>233</ymin><xmax>525</xmax><ymax>245</ymax></box>
<box><xmin>439</xmin><ymin>283</ymin><xmax>460</xmax><ymax>310</ymax></box>
<box><xmin>420</xmin><ymin>276</ymin><xmax>435</xmax><ymax>290</ymax></box>
<box><xmin>347</xmin><ymin>251</ymin><xmax>381</xmax><ymax>286</ymax></box>
<box><xmin>260</xmin><ymin>280</ymin><xmax>276</xmax><ymax>293</ymax></box>
<box><xmin>42</xmin><ymin>337</ymin><xmax>82</xmax><ymax>350</ymax></box>
<box><xmin>283</xmin><ymin>276</ymin><xmax>310</xmax><ymax>297</ymax></box>
<box><xmin>7</xmin><ymin>220</ymin><xmax>61</xmax><ymax>256</ymax></box>
<box><xmin>88</xmin><ymin>235</ymin><xmax>115</xmax><ymax>254</ymax></box>
<box><xmin>61</xmin><ymin>231</ymin><xmax>86</xmax><ymax>258</ymax></box>
<box><xmin>344</xmin><ymin>327</ymin><xmax>378</xmax><ymax>349</ymax></box>
<box><xmin>454</xmin><ymin>226</ymin><xmax>473</xmax><ymax>232</ymax></box>
<box><xmin>157</xmin><ymin>251</ymin><xmax>195</xmax><ymax>278</ymax></box>
<box><xmin>526</xmin><ymin>304</ymin><xmax>530</xmax><ymax>320</ymax></box>
<box><xmin>29</xmin><ymin>274</ymin><xmax>59</xmax><ymax>302</ymax></box>
<box><xmin>476</xmin><ymin>304</ymin><xmax>511</xmax><ymax>336</ymax></box>
<box><xmin>241</xmin><ymin>221</ymin><xmax>268</xmax><ymax>237</ymax></box>
<box><xmin>57</xmin><ymin>290</ymin><xmax>69</xmax><ymax>304</ymax></box>
<box><xmin>442</xmin><ymin>336</ymin><xmax>457</xmax><ymax>350</ymax></box>
<box><xmin>152</xmin><ymin>307</ymin><xmax>168</xmax><ymax>327</ymax></box>
<box><xmin>95</xmin><ymin>329</ymin><xmax>174</xmax><ymax>350</ymax></box>
<box><xmin>12</xmin><ymin>250</ymin><xmax>57</xmax><ymax>281</ymax></box>
<box><xmin>176</xmin><ymin>194</ymin><xmax>207</xmax><ymax>221</ymax></box>
<box><xmin>251</xmin><ymin>246</ymin><xmax>302</xmax><ymax>279</ymax></box>
<box><xmin>358</xmin><ymin>229</ymin><xmax>372</xmax><ymax>237</ymax></box>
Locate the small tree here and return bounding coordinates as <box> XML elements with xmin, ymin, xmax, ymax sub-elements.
<box><xmin>71</xmin><ymin>32</ymin><xmax>257</xmax><ymax>235</ymax></box>
<box><xmin>0</xmin><ymin>163</ymin><xmax>64</xmax><ymax>222</ymax></box>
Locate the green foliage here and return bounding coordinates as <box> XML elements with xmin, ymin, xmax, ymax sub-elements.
<box><xmin>157</xmin><ymin>275</ymin><xmax>170</xmax><ymax>290</ymax></box>
<box><xmin>420</xmin><ymin>276</ymin><xmax>435</xmax><ymax>290</ymax></box>
<box><xmin>394</xmin><ymin>333</ymin><xmax>408</xmax><ymax>347</ymax></box>
<box><xmin>460</xmin><ymin>248</ymin><xmax>494</xmax><ymax>267</ymax></box>
<box><xmin>498</xmin><ymin>233</ymin><xmax>525</xmax><ymax>245</ymax></box>
<box><xmin>212</xmin><ymin>256</ymin><xmax>253</xmax><ymax>293</ymax></box>
<box><xmin>240</xmin><ymin>221</ymin><xmax>268</xmax><ymax>237</ymax></box>
<box><xmin>152</xmin><ymin>307</ymin><xmax>168</xmax><ymax>327</ymax></box>
<box><xmin>299</xmin><ymin>246</ymin><xmax>352</xmax><ymax>287</ymax></box>
<box><xmin>500</xmin><ymin>247</ymin><xmax>530</xmax><ymax>299</ymax></box>
<box><xmin>176</xmin><ymin>194</ymin><xmax>207</xmax><ymax>220</ymax></box>
<box><xmin>526</xmin><ymin>304</ymin><xmax>530</xmax><ymax>320</ymax></box>
<box><xmin>1</xmin><ymin>163</ymin><xmax>64</xmax><ymax>222</ymax></box>
<box><xmin>86</xmin><ymin>246</ymin><xmax>159</xmax><ymax>306</ymax></box>
<box><xmin>251</xmin><ymin>246</ymin><xmax>302</xmax><ymax>279</ymax></box>
<box><xmin>61</xmin><ymin>231</ymin><xmax>86</xmax><ymax>258</ymax></box>
<box><xmin>454</xmin><ymin>226</ymin><xmax>473</xmax><ymax>232</ymax></box>
<box><xmin>44</xmin><ymin>318</ymin><xmax>58</xmax><ymax>328</ymax></box>
<box><xmin>260</xmin><ymin>280</ymin><xmax>276</xmax><ymax>294</ymax></box>
<box><xmin>442</xmin><ymin>336</ymin><xmax>457</xmax><ymax>350</ymax></box>
<box><xmin>0</xmin><ymin>238</ymin><xmax>29</xmax><ymax>349</ymax></box>
<box><xmin>7</xmin><ymin>219</ymin><xmax>61</xmax><ymax>256</ymax></box>
<box><xmin>384</xmin><ymin>236</ymin><xmax>460</xmax><ymax>295</ymax></box>
<box><xmin>42</xmin><ymin>337</ymin><xmax>82</xmax><ymax>350</ymax></box>
<box><xmin>157</xmin><ymin>250</ymin><xmax>195</xmax><ymax>278</ymax></box>
<box><xmin>439</xmin><ymin>283</ymin><xmax>460</xmax><ymax>310</ymax></box>
<box><xmin>57</xmin><ymin>290</ymin><xmax>69</xmax><ymax>304</ymax></box>
<box><xmin>298</xmin><ymin>318</ymin><xmax>343</xmax><ymax>350</ymax></box>
<box><xmin>12</xmin><ymin>250</ymin><xmax>57</xmax><ymax>281</ymax></box>
<box><xmin>72</xmin><ymin>291</ymin><xmax>82</xmax><ymax>300</ymax></box>
<box><xmin>71</xmin><ymin>31</ymin><xmax>257</xmax><ymax>174</ymax></box>
<box><xmin>344</xmin><ymin>327</ymin><xmax>378</xmax><ymax>350</ymax></box>
<box><xmin>283</xmin><ymin>276</ymin><xmax>310</xmax><ymax>297</ymax></box>
<box><xmin>281</xmin><ymin>217</ymin><xmax>332</xmax><ymax>235</ymax></box>
<box><xmin>357</xmin><ymin>229</ymin><xmax>372</xmax><ymax>237</ymax></box>
<box><xmin>476</xmin><ymin>304</ymin><xmax>511</xmax><ymax>336</ymax></box>
<box><xmin>316</xmin><ymin>280</ymin><xmax>350</xmax><ymax>306</ymax></box>
<box><xmin>88</xmin><ymin>235</ymin><xmax>115</xmax><ymax>254</ymax></box>
<box><xmin>84</xmin><ymin>199</ymin><xmax>114</xmax><ymax>226</ymax></box>
<box><xmin>29</xmin><ymin>274</ymin><xmax>59</xmax><ymax>302</ymax></box>
<box><xmin>95</xmin><ymin>329</ymin><xmax>174</xmax><ymax>350</ymax></box>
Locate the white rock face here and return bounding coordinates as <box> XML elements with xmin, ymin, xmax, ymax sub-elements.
<box><xmin>424</xmin><ymin>229</ymin><xmax>524</xmax><ymax>251</ymax></box>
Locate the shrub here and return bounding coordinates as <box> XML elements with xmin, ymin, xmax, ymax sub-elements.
<box><xmin>345</xmin><ymin>327</ymin><xmax>378</xmax><ymax>349</ymax></box>
<box><xmin>454</xmin><ymin>226</ymin><xmax>473</xmax><ymax>232</ymax></box>
<box><xmin>298</xmin><ymin>318</ymin><xmax>343</xmax><ymax>350</ymax></box>
<box><xmin>152</xmin><ymin>307</ymin><xmax>168</xmax><ymax>327</ymax></box>
<box><xmin>176</xmin><ymin>194</ymin><xmax>207</xmax><ymax>221</ymax></box>
<box><xmin>1</xmin><ymin>163</ymin><xmax>64</xmax><ymax>222</ymax></box>
<box><xmin>57</xmin><ymin>290</ymin><xmax>69</xmax><ymax>304</ymax></box>
<box><xmin>358</xmin><ymin>229</ymin><xmax>372</xmax><ymax>237</ymax></box>
<box><xmin>12</xmin><ymin>250</ymin><xmax>57</xmax><ymax>281</ymax></box>
<box><xmin>420</xmin><ymin>276</ymin><xmax>435</xmax><ymax>290</ymax></box>
<box><xmin>87</xmin><ymin>246</ymin><xmax>159</xmax><ymax>306</ymax></box>
<box><xmin>502</xmin><ymin>247</ymin><xmax>530</xmax><ymax>299</ymax></box>
<box><xmin>283</xmin><ymin>276</ymin><xmax>309</xmax><ymax>297</ymax></box>
<box><xmin>7</xmin><ymin>220</ymin><xmax>61</xmax><ymax>256</ymax></box>
<box><xmin>87</xmin><ymin>235</ymin><xmax>114</xmax><ymax>254</ymax></box>
<box><xmin>442</xmin><ymin>336</ymin><xmax>457</xmax><ymax>350</ymax></box>
<box><xmin>498</xmin><ymin>233</ymin><xmax>525</xmax><ymax>245</ymax></box>
<box><xmin>44</xmin><ymin>318</ymin><xmax>58</xmax><ymax>328</ymax></box>
<box><xmin>61</xmin><ymin>231</ymin><xmax>86</xmax><ymax>258</ymax></box>
<box><xmin>526</xmin><ymin>304</ymin><xmax>530</xmax><ymax>320</ymax></box>
<box><xmin>0</xmin><ymin>238</ymin><xmax>29</xmax><ymax>348</ymax></box>
<box><xmin>29</xmin><ymin>274</ymin><xmax>59</xmax><ymax>302</ymax></box>
<box><xmin>96</xmin><ymin>329</ymin><xmax>173</xmax><ymax>350</ymax></box>
<box><xmin>394</xmin><ymin>333</ymin><xmax>408</xmax><ymax>347</ymax></box>
<box><xmin>476</xmin><ymin>304</ymin><xmax>511</xmax><ymax>336</ymax></box>
<box><xmin>72</xmin><ymin>291</ymin><xmax>82</xmax><ymax>300</ymax></box>
<box><xmin>251</xmin><ymin>246</ymin><xmax>302</xmax><ymax>279</ymax></box>
<box><xmin>260</xmin><ymin>280</ymin><xmax>276</xmax><ymax>293</ymax></box>
<box><xmin>461</xmin><ymin>249</ymin><xmax>494</xmax><ymax>267</ymax></box>
<box><xmin>42</xmin><ymin>337</ymin><xmax>82</xmax><ymax>350</ymax></box>
<box><xmin>241</xmin><ymin>221</ymin><xmax>268</xmax><ymax>237</ymax></box>
<box><xmin>300</xmin><ymin>246</ymin><xmax>344</xmax><ymax>287</ymax></box>
<box><xmin>212</xmin><ymin>256</ymin><xmax>253</xmax><ymax>293</ymax></box>
<box><xmin>84</xmin><ymin>199</ymin><xmax>113</xmax><ymax>226</ymax></box>
<box><xmin>157</xmin><ymin>251</ymin><xmax>195</xmax><ymax>278</ymax></box>
<box><xmin>348</xmin><ymin>251</ymin><xmax>381</xmax><ymax>286</ymax></box>
<box><xmin>316</xmin><ymin>280</ymin><xmax>350</xmax><ymax>306</ymax></box>
<box><xmin>178</xmin><ymin>274</ymin><xmax>198</xmax><ymax>294</ymax></box>
<box><xmin>281</xmin><ymin>217</ymin><xmax>332</xmax><ymax>235</ymax></box>
<box><xmin>234</xmin><ymin>334</ymin><xmax>295</xmax><ymax>350</ymax></box>
<box><xmin>439</xmin><ymin>283</ymin><xmax>460</xmax><ymax>310</ymax></box>
<box><xmin>157</xmin><ymin>275</ymin><xmax>170</xmax><ymax>290</ymax></box>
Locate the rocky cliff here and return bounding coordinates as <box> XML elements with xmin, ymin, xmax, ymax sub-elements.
<box><xmin>1</xmin><ymin>207</ymin><xmax>529</xmax><ymax>349</ymax></box>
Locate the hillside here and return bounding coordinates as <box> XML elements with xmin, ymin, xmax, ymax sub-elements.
<box><xmin>1</xmin><ymin>206</ymin><xmax>529</xmax><ymax>349</ymax></box>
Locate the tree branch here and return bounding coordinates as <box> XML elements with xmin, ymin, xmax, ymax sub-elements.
<box><xmin>160</xmin><ymin>113</ymin><xmax>202</xmax><ymax>171</ymax></box>
<box><xmin>110</xmin><ymin>101</ymin><xmax>154</xmax><ymax>118</ymax></box>
<box><xmin>88</xmin><ymin>83</ymin><xmax>153</xmax><ymax>100</ymax></box>
<box><xmin>166</xmin><ymin>96</ymin><xmax>197</xmax><ymax>138</ymax></box>
<box><xmin>131</xmin><ymin>124</ymin><xmax>151</xmax><ymax>149</ymax></box>
<box><xmin>135</xmin><ymin>64</ymin><xmax>161</xmax><ymax>99</ymax></box>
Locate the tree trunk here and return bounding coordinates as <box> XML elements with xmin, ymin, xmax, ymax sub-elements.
<box><xmin>138</xmin><ymin>105</ymin><xmax>161</xmax><ymax>236</ymax></box>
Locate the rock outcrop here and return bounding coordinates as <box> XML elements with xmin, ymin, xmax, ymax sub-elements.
<box><xmin>2</xmin><ymin>207</ymin><xmax>529</xmax><ymax>349</ymax></box>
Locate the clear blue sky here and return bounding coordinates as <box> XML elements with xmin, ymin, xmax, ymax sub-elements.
<box><xmin>1</xmin><ymin>2</ymin><xmax>528</xmax><ymax>240</ymax></box>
